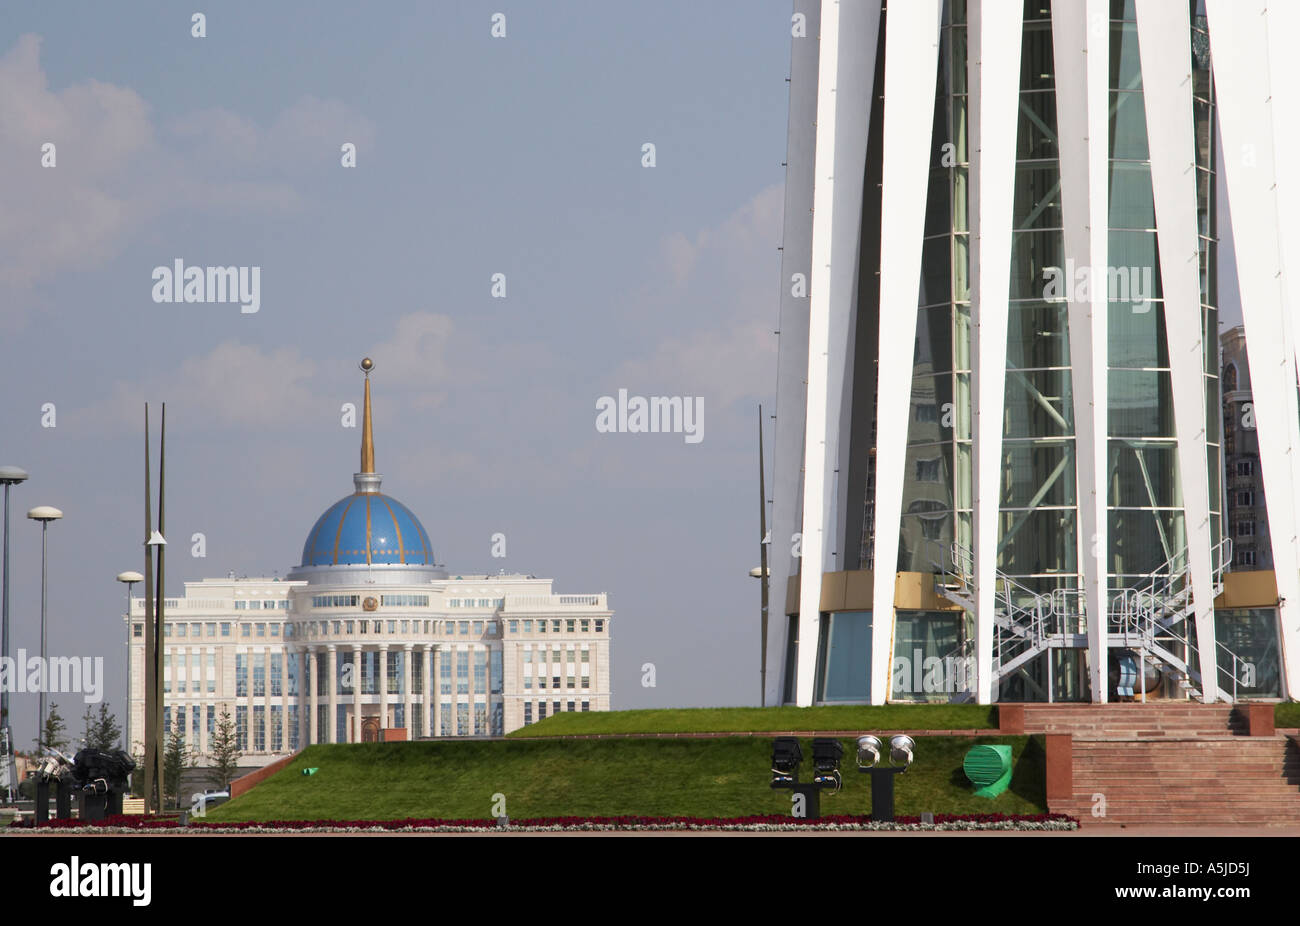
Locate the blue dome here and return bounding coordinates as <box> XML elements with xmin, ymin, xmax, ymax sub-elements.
<box><xmin>301</xmin><ymin>492</ymin><xmax>434</xmax><ymax>567</ymax></box>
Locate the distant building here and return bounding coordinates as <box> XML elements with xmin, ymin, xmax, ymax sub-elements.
<box><xmin>1221</xmin><ymin>326</ymin><xmax>1270</xmax><ymax>570</ymax></box>
<box><xmin>127</xmin><ymin>361</ymin><xmax>612</xmax><ymax>763</ymax></box>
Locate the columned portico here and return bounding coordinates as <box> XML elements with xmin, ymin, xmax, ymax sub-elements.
<box><xmin>378</xmin><ymin>642</ymin><xmax>389</xmax><ymax>730</ymax></box>
<box><xmin>422</xmin><ymin>644</ymin><xmax>433</xmax><ymax>737</ymax></box>
<box><xmin>351</xmin><ymin>644</ymin><xmax>362</xmax><ymax>743</ymax></box>
<box><xmin>326</xmin><ymin>645</ymin><xmax>337</xmax><ymax>745</ymax></box>
<box><xmin>308</xmin><ymin>646</ymin><xmax>318</xmax><ymax>745</ymax></box>
<box><xmin>402</xmin><ymin>643</ymin><xmax>413</xmax><ymax>735</ymax></box>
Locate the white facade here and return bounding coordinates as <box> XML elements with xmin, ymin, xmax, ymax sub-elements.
<box><xmin>127</xmin><ymin>575</ymin><xmax>611</xmax><ymax>761</ymax></box>
<box><xmin>768</xmin><ymin>0</ymin><xmax>1297</xmax><ymax>706</ymax></box>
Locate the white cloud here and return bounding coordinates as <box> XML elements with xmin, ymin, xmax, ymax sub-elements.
<box><xmin>69</xmin><ymin>340</ymin><xmax>318</xmax><ymax>434</ymax></box>
<box><xmin>366</xmin><ymin>312</ymin><xmax>456</xmax><ymax>385</ymax></box>
<box><xmin>0</xmin><ymin>35</ymin><xmax>151</xmax><ymax>290</ymax></box>
<box><xmin>0</xmin><ymin>34</ymin><xmax>376</xmax><ymax>296</ymax></box>
<box><xmin>621</xmin><ymin>185</ymin><xmax>782</xmax><ymax>412</ymax></box>
<box><xmin>168</xmin><ymin>94</ymin><xmax>377</xmax><ymax>173</ymax></box>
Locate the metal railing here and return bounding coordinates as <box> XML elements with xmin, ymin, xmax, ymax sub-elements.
<box><xmin>929</xmin><ymin>537</ymin><xmax>1243</xmax><ymax>702</ymax></box>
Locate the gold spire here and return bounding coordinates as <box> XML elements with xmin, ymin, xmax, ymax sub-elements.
<box><xmin>360</xmin><ymin>357</ymin><xmax>375</xmax><ymax>474</ymax></box>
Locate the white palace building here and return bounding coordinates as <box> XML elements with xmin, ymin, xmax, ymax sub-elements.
<box><xmin>126</xmin><ymin>360</ymin><xmax>613</xmax><ymax>762</ymax></box>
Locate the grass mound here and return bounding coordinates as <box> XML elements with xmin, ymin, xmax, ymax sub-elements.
<box><xmin>204</xmin><ymin>733</ymin><xmax>1044</xmax><ymax>823</ymax></box>
<box><xmin>1276</xmin><ymin>702</ymin><xmax>1300</xmax><ymax>728</ymax></box>
<box><xmin>507</xmin><ymin>704</ymin><xmax>996</xmax><ymax>738</ymax></box>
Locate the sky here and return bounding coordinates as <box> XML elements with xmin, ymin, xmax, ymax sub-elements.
<box><xmin>0</xmin><ymin>1</ymin><xmax>795</xmax><ymax>749</ymax></box>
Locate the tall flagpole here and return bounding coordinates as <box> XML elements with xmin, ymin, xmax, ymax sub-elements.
<box><xmin>758</xmin><ymin>405</ymin><xmax>770</xmax><ymax>707</ymax></box>
<box><xmin>142</xmin><ymin>404</ymin><xmax>156</xmax><ymax>812</ymax></box>
<box><xmin>154</xmin><ymin>404</ymin><xmax>167</xmax><ymax>806</ymax></box>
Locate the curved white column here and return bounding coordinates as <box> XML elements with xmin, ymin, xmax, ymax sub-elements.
<box><xmin>968</xmin><ymin>0</ymin><xmax>1023</xmax><ymax>704</ymax></box>
<box><xmin>1137</xmin><ymin>0</ymin><xmax>1217</xmax><ymax>697</ymax></box>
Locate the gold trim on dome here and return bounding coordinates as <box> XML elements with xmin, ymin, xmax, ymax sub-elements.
<box><xmin>331</xmin><ymin>495</ymin><xmax>358</xmax><ymax>566</ymax></box>
<box><xmin>378</xmin><ymin>495</ymin><xmax>406</xmax><ymax>564</ymax></box>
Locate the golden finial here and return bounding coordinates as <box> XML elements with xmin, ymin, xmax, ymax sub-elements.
<box><xmin>360</xmin><ymin>358</ymin><xmax>375</xmax><ymax>474</ymax></box>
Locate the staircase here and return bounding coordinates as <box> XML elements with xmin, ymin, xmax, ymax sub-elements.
<box><xmin>932</xmin><ymin>539</ymin><xmax>1248</xmax><ymax>703</ymax></box>
<box><xmin>1023</xmin><ymin>703</ymin><xmax>1245</xmax><ymax>737</ymax></box>
<box><xmin>1052</xmin><ymin>737</ymin><xmax>1300</xmax><ymax>825</ymax></box>
<box><xmin>931</xmin><ymin>541</ymin><xmax>1086</xmax><ymax>695</ymax></box>
<box><xmin>1109</xmin><ymin>538</ymin><xmax>1247</xmax><ymax>702</ymax></box>
<box><xmin>1029</xmin><ymin>704</ymin><xmax>1300</xmax><ymax>825</ymax></box>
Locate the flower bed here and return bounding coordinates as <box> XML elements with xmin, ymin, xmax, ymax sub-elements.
<box><xmin>7</xmin><ymin>812</ymin><xmax>1077</xmax><ymax>833</ymax></box>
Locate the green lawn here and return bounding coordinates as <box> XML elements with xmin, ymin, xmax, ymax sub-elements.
<box><xmin>505</xmin><ymin>704</ymin><xmax>997</xmax><ymax>738</ymax></box>
<box><xmin>203</xmin><ymin>734</ymin><xmax>1044</xmax><ymax>823</ymax></box>
<box><xmin>1276</xmin><ymin>702</ymin><xmax>1300</xmax><ymax>728</ymax></box>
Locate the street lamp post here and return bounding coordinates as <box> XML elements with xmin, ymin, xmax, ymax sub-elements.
<box><xmin>116</xmin><ymin>571</ymin><xmax>143</xmax><ymax>756</ymax></box>
<box><xmin>0</xmin><ymin>465</ymin><xmax>29</xmax><ymax>803</ymax></box>
<box><xmin>27</xmin><ymin>506</ymin><xmax>63</xmax><ymax>755</ymax></box>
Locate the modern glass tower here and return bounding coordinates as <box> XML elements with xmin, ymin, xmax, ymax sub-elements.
<box><xmin>767</xmin><ymin>0</ymin><xmax>1300</xmax><ymax>706</ymax></box>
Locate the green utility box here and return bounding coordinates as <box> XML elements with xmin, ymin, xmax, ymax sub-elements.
<box><xmin>963</xmin><ymin>745</ymin><xmax>1013</xmax><ymax>798</ymax></box>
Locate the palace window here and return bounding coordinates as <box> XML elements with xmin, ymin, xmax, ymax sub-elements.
<box><xmin>312</xmin><ymin>595</ymin><xmax>360</xmax><ymax>608</ymax></box>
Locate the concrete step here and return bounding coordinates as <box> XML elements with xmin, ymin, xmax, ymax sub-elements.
<box><xmin>1050</xmin><ymin>734</ymin><xmax>1300</xmax><ymax>824</ymax></box>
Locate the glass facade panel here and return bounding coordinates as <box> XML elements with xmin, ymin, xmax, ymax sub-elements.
<box><xmin>1015</xmin><ymin>92</ymin><xmax>1057</xmax><ymax>160</ymax></box>
<box><xmin>1003</xmin><ymin>369</ymin><xmax>1074</xmax><ymax>439</ymax></box>
<box><xmin>1009</xmin><ymin>230</ymin><xmax>1064</xmax><ymax>298</ymax></box>
<box><xmin>1215</xmin><ymin>609</ymin><xmax>1280</xmax><ymax>698</ymax></box>
<box><xmin>1106</xmin><ymin>440</ymin><xmax>1182</xmax><ymax>508</ymax></box>
<box><xmin>1108</xmin><ymin>371</ymin><xmax>1175</xmax><ymax>437</ymax></box>
<box><xmin>1107</xmin><ymin>508</ymin><xmax>1187</xmax><ymax>580</ymax></box>
<box><xmin>1005</xmin><ymin>302</ymin><xmax>1069</xmax><ymax>369</ymax></box>
<box><xmin>999</xmin><ymin>442</ymin><xmax>1076</xmax><ymax>507</ymax></box>
<box><xmin>814</xmin><ymin>611</ymin><xmax>871</xmax><ymax>703</ymax></box>
<box><xmin>996</xmin><ymin>509</ymin><xmax>1077</xmax><ymax>578</ymax></box>
<box><xmin>891</xmin><ymin>611</ymin><xmax>964</xmax><ymax>701</ymax></box>
<box><xmin>1109</xmin><ymin>302</ymin><xmax>1168</xmax><ymax>369</ymax></box>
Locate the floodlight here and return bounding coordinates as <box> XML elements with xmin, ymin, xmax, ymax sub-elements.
<box><xmin>771</xmin><ymin>736</ymin><xmax>803</xmax><ymax>784</ymax></box>
<box><xmin>856</xmin><ymin>734</ymin><xmax>882</xmax><ymax>769</ymax></box>
<box><xmin>889</xmin><ymin>734</ymin><xmax>916</xmax><ymax>769</ymax></box>
<box><xmin>811</xmin><ymin>737</ymin><xmax>844</xmax><ymax>790</ymax></box>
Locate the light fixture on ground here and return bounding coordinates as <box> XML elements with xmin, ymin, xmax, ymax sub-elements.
<box><xmin>116</xmin><ymin>571</ymin><xmax>144</xmax><ymax>757</ymax></box>
<box><xmin>889</xmin><ymin>735</ymin><xmax>915</xmax><ymax>768</ymax></box>
<box><xmin>768</xmin><ymin>736</ymin><xmax>842</xmax><ymax>819</ymax></box>
<box><xmin>770</xmin><ymin>736</ymin><xmax>802</xmax><ymax>786</ymax></box>
<box><xmin>811</xmin><ymin>737</ymin><xmax>844</xmax><ymax>790</ymax></box>
<box><xmin>856</xmin><ymin>734</ymin><xmax>882</xmax><ymax>768</ymax></box>
<box><xmin>27</xmin><ymin>505</ymin><xmax>63</xmax><ymax>755</ymax></box>
<box><xmin>0</xmin><ymin>465</ymin><xmax>28</xmax><ymax>803</ymax></box>
<box><xmin>856</xmin><ymin>732</ymin><xmax>916</xmax><ymax>822</ymax></box>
